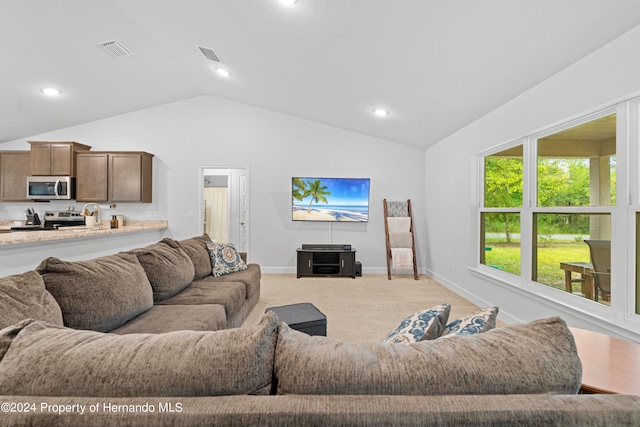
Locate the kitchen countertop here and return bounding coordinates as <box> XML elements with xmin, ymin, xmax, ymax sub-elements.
<box><xmin>0</xmin><ymin>220</ymin><xmax>168</xmax><ymax>246</ymax></box>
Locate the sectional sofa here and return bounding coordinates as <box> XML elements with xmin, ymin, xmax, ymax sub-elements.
<box><xmin>0</xmin><ymin>234</ymin><xmax>260</xmax><ymax>334</ymax></box>
<box><xmin>1</xmin><ymin>313</ymin><xmax>639</xmax><ymax>426</ymax></box>
<box><xmin>1</xmin><ymin>236</ymin><xmax>640</xmax><ymax>425</ymax></box>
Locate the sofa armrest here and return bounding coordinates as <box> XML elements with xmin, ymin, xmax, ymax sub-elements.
<box><xmin>240</xmin><ymin>252</ymin><xmax>247</xmax><ymax>263</ymax></box>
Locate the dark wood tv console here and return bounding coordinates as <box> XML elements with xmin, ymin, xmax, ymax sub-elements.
<box><xmin>297</xmin><ymin>244</ymin><xmax>357</xmax><ymax>278</ymax></box>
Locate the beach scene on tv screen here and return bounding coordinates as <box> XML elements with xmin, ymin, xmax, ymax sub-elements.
<box><xmin>292</xmin><ymin>177</ymin><xmax>370</xmax><ymax>222</ymax></box>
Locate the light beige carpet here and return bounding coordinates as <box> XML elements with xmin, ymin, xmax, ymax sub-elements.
<box><xmin>244</xmin><ymin>273</ymin><xmax>495</xmax><ymax>343</ymax></box>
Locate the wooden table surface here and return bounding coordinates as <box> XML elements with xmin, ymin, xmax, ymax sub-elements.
<box><xmin>570</xmin><ymin>327</ymin><xmax>640</xmax><ymax>395</ymax></box>
<box><xmin>560</xmin><ymin>262</ymin><xmax>594</xmax><ymax>299</ymax></box>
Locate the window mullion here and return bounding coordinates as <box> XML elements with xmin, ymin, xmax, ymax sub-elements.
<box><xmin>521</xmin><ymin>137</ymin><xmax>535</xmax><ymax>286</ymax></box>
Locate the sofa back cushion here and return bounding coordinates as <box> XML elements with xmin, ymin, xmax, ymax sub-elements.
<box><xmin>130</xmin><ymin>238</ymin><xmax>195</xmax><ymax>302</ymax></box>
<box><xmin>0</xmin><ymin>311</ymin><xmax>278</xmax><ymax>397</ymax></box>
<box><xmin>0</xmin><ymin>271</ymin><xmax>63</xmax><ymax>329</ymax></box>
<box><xmin>36</xmin><ymin>253</ymin><xmax>153</xmax><ymax>332</ymax></box>
<box><xmin>178</xmin><ymin>234</ymin><xmax>213</xmax><ymax>280</ymax></box>
<box><xmin>274</xmin><ymin>316</ymin><xmax>582</xmax><ymax>395</ymax></box>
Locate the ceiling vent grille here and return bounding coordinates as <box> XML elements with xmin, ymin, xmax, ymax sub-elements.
<box><xmin>99</xmin><ymin>40</ymin><xmax>133</xmax><ymax>59</ymax></box>
<box><xmin>198</xmin><ymin>46</ymin><xmax>221</xmax><ymax>63</ymax></box>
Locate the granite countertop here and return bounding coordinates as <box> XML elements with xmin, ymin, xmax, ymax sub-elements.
<box><xmin>0</xmin><ymin>220</ymin><xmax>168</xmax><ymax>246</ymax></box>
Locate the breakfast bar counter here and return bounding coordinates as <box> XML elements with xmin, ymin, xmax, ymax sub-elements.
<box><xmin>0</xmin><ymin>220</ymin><xmax>168</xmax><ymax>246</ymax></box>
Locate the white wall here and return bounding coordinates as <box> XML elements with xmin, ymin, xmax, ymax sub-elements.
<box><xmin>1</xmin><ymin>95</ymin><xmax>425</xmax><ymax>275</ymax></box>
<box><xmin>424</xmin><ymin>25</ymin><xmax>640</xmax><ymax>340</ymax></box>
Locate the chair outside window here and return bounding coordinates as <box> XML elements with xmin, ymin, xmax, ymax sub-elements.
<box><xmin>584</xmin><ymin>240</ymin><xmax>611</xmax><ymax>302</ymax></box>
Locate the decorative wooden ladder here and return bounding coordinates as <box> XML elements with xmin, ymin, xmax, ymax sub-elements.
<box><xmin>383</xmin><ymin>199</ymin><xmax>418</xmax><ymax>280</ymax></box>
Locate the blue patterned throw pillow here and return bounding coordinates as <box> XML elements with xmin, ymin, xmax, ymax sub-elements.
<box><xmin>439</xmin><ymin>306</ymin><xmax>499</xmax><ymax>338</ymax></box>
<box><xmin>206</xmin><ymin>242</ymin><xmax>248</xmax><ymax>277</ymax></box>
<box><xmin>382</xmin><ymin>304</ymin><xmax>451</xmax><ymax>344</ymax></box>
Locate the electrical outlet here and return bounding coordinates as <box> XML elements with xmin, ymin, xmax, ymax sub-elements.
<box><xmin>186</xmin><ymin>210</ymin><xmax>195</xmax><ymax>218</ymax></box>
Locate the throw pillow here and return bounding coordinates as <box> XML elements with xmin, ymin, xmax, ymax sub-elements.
<box><xmin>0</xmin><ymin>271</ymin><xmax>63</xmax><ymax>329</ymax></box>
<box><xmin>439</xmin><ymin>306</ymin><xmax>499</xmax><ymax>338</ymax></box>
<box><xmin>36</xmin><ymin>253</ymin><xmax>154</xmax><ymax>332</ymax></box>
<box><xmin>207</xmin><ymin>242</ymin><xmax>248</xmax><ymax>277</ymax></box>
<box><xmin>382</xmin><ymin>303</ymin><xmax>451</xmax><ymax>343</ymax></box>
<box><xmin>0</xmin><ymin>311</ymin><xmax>278</xmax><ymax>397</ymax></box>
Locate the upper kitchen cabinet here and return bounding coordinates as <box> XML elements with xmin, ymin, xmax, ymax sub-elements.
<box><xmin>76</xmin><ymin>151</ymin><xmax>153</xmax><ymax>203</ymax></box>
<box><xmin>28</xmin><ymin>141</ymin><xmax>91</xmax><ymax>176</ymax></box>
<box><xmin>75</xmin><ymin>152</ymin><xmax>108</xmax><ymax>202</ymax></box>
<box><xmin>0</xmin><ymin>151</ymin><xmax>31</xmax><ymax>201</ymax></box>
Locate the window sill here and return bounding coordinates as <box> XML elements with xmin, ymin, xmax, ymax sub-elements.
<box><xmin>468</xmin><ymin>265</ymin><xmax>640</xmax><ymax>344</ymax></box>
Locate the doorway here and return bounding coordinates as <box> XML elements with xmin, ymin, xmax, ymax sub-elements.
<box><xmin>201</xmin><ymin>167</ymin><xmax>249</xmax><ymax>253</ymax></box>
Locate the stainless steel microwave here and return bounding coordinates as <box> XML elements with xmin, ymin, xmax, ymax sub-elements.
<box><xmin>27</xmin><ymin>176</ymin><xmax>75</xmax><ymax>200</ymax></box>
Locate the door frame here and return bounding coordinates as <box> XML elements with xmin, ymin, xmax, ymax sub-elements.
<box><xmin>200</xmin><ymin>165</ymin><xmax>250</xmax><ymax>255</ymax></box>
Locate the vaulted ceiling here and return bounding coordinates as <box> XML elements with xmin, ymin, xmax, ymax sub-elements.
<box><xmin>2</xmin><ymin>0</ymin><xmax>640</xmax><ymax>149</ymax></box>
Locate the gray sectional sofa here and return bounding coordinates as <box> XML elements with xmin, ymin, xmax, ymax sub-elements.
<box><xmin>1</xmin><ymin>313</ymin><xmax>639</xmax><ymax>426</ymax></box>
<box><xmin>0</xmin><ymin>234</ymin><xmax>260</xmax><ymax>334</ymax></box>
<box><xmin>2</xmin><ymin>238</ymin><xmax>640</xmax><ymax>425</ymax></box>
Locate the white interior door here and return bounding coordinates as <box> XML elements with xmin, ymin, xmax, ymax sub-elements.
<box><xmin>202</xmin><ymin>167</ymin><xmax>249</xmax><ymax>253</ymax></box>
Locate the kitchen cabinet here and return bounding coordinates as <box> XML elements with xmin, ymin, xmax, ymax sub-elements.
<box><xmin>28</xmin><ymin>141</ymin><xmax>91</xmax><ymax>176</ymax></box>
<box><xmin>76</xmin><ymin>151</ymin><xmax>153</xmax><ymax>202</ymax></box>
<box><xmin>0</xmin><ymin>151</ymin><xmax>30</xmax><ymax>201</ymax></box>
<box><xmin>75</xmin><ymin>152</ymin><xmax>109</xmax><ymax>201</ymax></box>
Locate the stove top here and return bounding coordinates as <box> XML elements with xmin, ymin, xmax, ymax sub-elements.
<box><xmin>11</xmin><ymin>210</ymin><xmax>87</xmax><ymax>232</ymax></box>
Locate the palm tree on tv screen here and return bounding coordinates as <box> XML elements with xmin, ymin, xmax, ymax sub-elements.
<box><xmin>292</xmin><ymin>178</ymin><xmax>307</xmax><ymax>202</ymax></box>
<box><xmin>304</xmin><ymin>179</ymin><xmax>331</xmax><ymax>213</ymax></box>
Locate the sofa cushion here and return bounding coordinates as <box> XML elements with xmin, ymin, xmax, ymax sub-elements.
<box><xmin>0</xmin><ymin>311</ymin><xmax>278</xmax><ymax>397</ymax></box>
<box><xmin>36</xmin><ymin>253</ymin><xmax>154</xmax><ymax>332</ymax></box>
<box><xmin>131</xmin><ymin>238</ymin><xmax>195</xmax><ymax>302</ymax></box>
<box><xmin>274</xmin><ymin>316</ymin><xmax>582</xmax><ymax>395</ymax></box>
<box><xmin>108</xmin><ymin>304</ymin><xmax>227</xmax><ymax>334</ymax></box>
<box><xmin>207</xmin><ymin>242</ymin><xmax>248</xmax><ymax>277</ymax></box>
<box><xmin>201</xmin><ymin>263</ymin><xmax>261</xmax><ymax>286</ymax></box>
<box><xmin>382</xmin><ymin>304</ymin><xmax>451</xmax><ymax>344</ymax></box>
<box><xmin>440</xmin><ymin>306</ymin><xmax>499</xmax><ymax>338</ymax></box>
<box><xmin>157</xmin><ymin>282</ymin><xmax>246</xmax><ymax>319</ymax></box>
<box><xmin>178</xmin><ymin>234</ymin><xmax>214</xmax><ymax>280</ymax></box>
<box><xmin>0</xmin><ymin>271</ymin><xmax>63</xmax><ymax>329</ymax></box>
<box><xmin>0</xmin><ymin>319</ymin><xmax>32</xmax><ymax>361</ymax></box>
<box><xmin>199</xmin><ymin>263</ymin><xmax>261</xmax><ymax>301</ymax></box>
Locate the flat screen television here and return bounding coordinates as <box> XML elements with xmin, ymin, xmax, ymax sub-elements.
<box><xmin>292</xmin><ymin>177</ymin><xmax>370</xmax><ymax>222</ymax></box>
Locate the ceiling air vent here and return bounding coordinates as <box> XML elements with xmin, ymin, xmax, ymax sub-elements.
<box><xmin>99</xmin><ymin>40</ymin><xmax>133</xmax><ymax>59</ymax></box>
<box><xmin>198</xmin><ymin>46</ymin><xmax>221</xmax><ymax>63</ymax></box>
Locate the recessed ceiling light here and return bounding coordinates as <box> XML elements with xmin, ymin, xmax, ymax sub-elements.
<box><xmin>215</xmin><ymin>67</ymin><xmax>231</xmax><ymax>77</ymax></box>
<box><xmin>41</xmin><ymin>87</ymin><xmax>62</xmax><ymax>96</ymax></box>
<box><xmin>279</xmin><ymin>0</ymin><xmax>297</xmax><ymax>5</ymax></box>
<box><xmin>373</xmin><ymin>108</ymin><xmax>389</xmax><ymax>117</ymax></box>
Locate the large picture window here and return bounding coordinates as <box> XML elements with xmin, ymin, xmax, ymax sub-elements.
<box><xmin>480</xmin><ymin>110</ymin><xmax>618</xmax><ymax>307</ymax></box>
